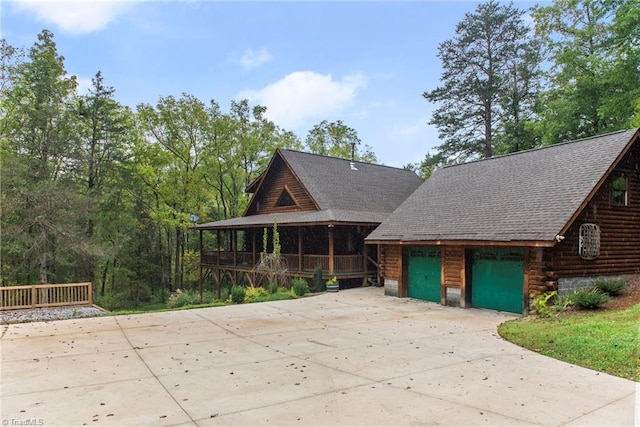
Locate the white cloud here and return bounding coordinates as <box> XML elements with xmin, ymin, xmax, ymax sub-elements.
<box><xmin>12</xmin><ymin>0</ymin><xmax>134</xmax><ymax>35</ymax></box>
<box><xmin>75</xmin><ymin>76</ymin><xmax>93</xmax><ymax>95</ymax></box>
<box><xmin>240</xmin><ymin>48</ymin><xmax>273</xmax><ymax>70</ymax></box>
<box><xmin>237</xmin><ymin>71</ymin><xmax>366</xmax><ymax>130</ymax></box>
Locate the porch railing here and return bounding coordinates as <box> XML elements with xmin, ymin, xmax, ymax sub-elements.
<box><xmin>0</xmin><ymin>282</ymin><xmax>93</xmax><ymax>311</ymax></box>
<box><xmin>202</xmin><ymin>252</ymin><xmax>363</xmax><ymax>273</ymax></box>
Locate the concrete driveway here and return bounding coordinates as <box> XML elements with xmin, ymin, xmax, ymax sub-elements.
<box><xmin>1</xmin><ymin>287</ymin><xmax>637</xmax><ymax>426</ymax></box>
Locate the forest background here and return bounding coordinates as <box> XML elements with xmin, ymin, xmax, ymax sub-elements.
<box><xmin>1</xmin><ymin>0</ymin><xmax>638</xmax><ymax>309</ymax></box>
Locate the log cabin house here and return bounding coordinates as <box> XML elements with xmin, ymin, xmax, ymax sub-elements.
<box><xmin>192</xmin><ymin>149</ymin><xmax>423</xmax><ymax>291</ymax></box>
<box><xmin>366</xmin><ymin>129</ymin><xmax>640</xmax><ymax>314</ymax></box>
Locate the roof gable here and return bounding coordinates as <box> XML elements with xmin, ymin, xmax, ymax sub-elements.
<box><xmin>367</xmin><ymin>129</ymin><xmax>640</xmax><ymax>244</ymax></box>
<box><xmin>244</xmin><ymin>152</ymin><xmax>318</xmax><ymax>216</ymax></box>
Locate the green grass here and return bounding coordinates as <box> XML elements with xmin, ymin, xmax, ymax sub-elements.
<box><xmin>498</xmin><ymin>304</ymin><xmax>640</xmax><ymax>382</ymax></box>
<box><xmin>108</xmin><ymin>301</ymin><xmax>229</xmax><ymax>315</ymax></box>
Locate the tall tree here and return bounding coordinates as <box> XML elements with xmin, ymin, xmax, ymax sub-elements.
<box><xmin>137</xmin><ymin>94</ymin><xmax>211</xmax><ymax>290</ymax></box>
<box><xmin>77</xmin><ymin>71</ymin><xmax>136</xmax><ymax>293</ymax></box>
<box><xmin>424</xmin><ymin>1</ymin><xmax>542</xmax><ymax>161</ymax></box>
<box><xmin>305</xmin><ymin>120</ymin><xmax>377</xmax><ymax>162</ymax></box>
<box><xmin>0</xmin><ymin>30</ymin><xmax>87</xmax><ymax>284</ymax></box>
<box><xmin>533</xmin><ymin>0</ymin><xmax>639</xmax><ymax>144</ymax></box>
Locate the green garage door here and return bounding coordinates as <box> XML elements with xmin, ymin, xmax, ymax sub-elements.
<box><xmin>408</xmin><ymin>247</ymin><xmax>441</xmax><ymax>302</ymax></box>
<box><xmin>471</xmin><ymin>248</ymin><xmax>524</xmax><ymax>313</ymax></box>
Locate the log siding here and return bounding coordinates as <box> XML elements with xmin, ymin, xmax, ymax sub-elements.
<box><xmin>247</xmin><ymin>157</ymin><xmax>317</xmax><ymax>215</ymax></box>
<box><xmin>548</xmin><ymin>148</ymin><xmax>640</xmax><ymax>278</ymax></box>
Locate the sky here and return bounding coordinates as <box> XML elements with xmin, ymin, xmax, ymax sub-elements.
<box><xmin>2</xmin><ymin>0</ymin><xmax>544</xmax><ymax>168</ymax></box>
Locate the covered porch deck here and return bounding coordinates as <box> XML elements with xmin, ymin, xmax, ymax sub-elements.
<box><xmin>193</xmin><ymin>214</ymin><xmax>381</xmax><ymax>289</ymax></box>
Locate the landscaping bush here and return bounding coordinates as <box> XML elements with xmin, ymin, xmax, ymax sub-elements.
<box><xmin>312</xmin><ymin>265</ymin><xmax>324</xmax><ymax>292</ymax></box>
<box><xmin>291</xmin><ymin>278</ymin><xmax>309</xmax><ymax>297</ymax></box>
<box><xmin>573</xmin><ymin>288</ymin><xmax>609</xmax><ymax>310</ymax></box>
<box><xmin>266</xmin><ymin>281</ymin><xmax>278</xmax><ymax>295</ymax></box>
<box><xmin>245</xmin><ymin>286</ymin><xmax>269</xmax><ymax>302</ymax></box>
<box><xmin>95</xmin><ymin>291</ymin><xmax>131</xmax><ymax>311</ymax></box>
<box><xmin>230</xmin><ymin>285</ymin><xmax>246</xmax><ymax>304</ymax></box>
<box><xmin>594</xmin><ymin>278</ymin><xmax>627</xmax><ymax>296</ymax></box>
<box><xmin>167</xmin><ymin>289</ymin><xmax>198</xmax><ymax>308</ymax></box>
<box><xmin>551</xmin><ymin>292</ymin><xmax>575</xmax><ymax>312</ymax></box>
<box><xmin>530</xmin><ymin>291</ymin><xmax>557</xmax><ymax>318</ymax></box>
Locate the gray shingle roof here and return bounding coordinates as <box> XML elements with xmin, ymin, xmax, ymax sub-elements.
<box><xmin>279</xmin><ymin>149</ymin><xmax>423</xmax><ymax>213</ymax></box>
<box><xmin>193</xmin><ymin>149</ymin><xmax>422</xmax><ymax>230</ymax></box>
<box><xmin>366</xmin><ymin>129</ymin><xmax>639</xmax><ymax>243</ymax></box>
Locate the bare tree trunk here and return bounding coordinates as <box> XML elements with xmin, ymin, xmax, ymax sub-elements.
<box><xmin>39</xmin><ymin>251</ymin><xmax>48</xmax><ymax>284</ymax></box>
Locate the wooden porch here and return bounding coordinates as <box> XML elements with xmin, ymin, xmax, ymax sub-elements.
<box><xmin>197</xmin><ymin>224</ymin><xmax>379</xmax><ymax>288</ymax></box>
<box><xmin>202</xmin><ymin>251</ymin><xmax>369</xmax><ymax>274</ymax></box>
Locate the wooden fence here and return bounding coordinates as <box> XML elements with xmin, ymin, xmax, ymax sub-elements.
<box><xmin>0</xmin><ymin>282</ymin><xmax>93</xmax><ymax>311</ymax></box>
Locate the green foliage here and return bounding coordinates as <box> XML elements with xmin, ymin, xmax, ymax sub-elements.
<box><xmin>530</xmin><ymin>291</ymin><xmax>557</xmax><ymax>318</ymax></box>
<box><xmin>305</xmin><ymin>120</ymin><xmax>377</xmax><ymax>162</ymax></box>
<box><xmin>167</xmin><ymin>289</ymin><xmax>199</xmax><ymax>308</ymax></box>
<box><xmin>532</xmin><ymin>0</ymin><xmax>639</xmax><ymax>144</ymax></box>
<box><xmin>594</xmin><ymin>278</ymin><xmax>627</xmax><ymax>296</ymax></box>
<box><xmin>230</xmin><ymin>285</ymin><xmax>246</xmax><ymax>304</ymax></box>
<box><xmin>244</xmin><ymin>286</ymin><xmax>270</xmax><ymax>302</ymax></box>
<box><xmin>273</xmin><ymin>218</ymin><xmax>281</xmax><ymax>258</ymax></box>
<box><xmin>573</xmin><ymin>288</ymin><xmax>610</xmax><ymax>310</ymax></box>
<box><xmin>424</xmin><ymin>0</ymin><xmax>542</xmax><ymax>161</ymax></box>
<box><xmin>312</xmin><ymin>266</ymin><xmax>324</xmax><ymax>292</ymax></box>
<box><xmin>291</xmin><ymin>278</ymin><xmax>309</xmax><ymax>297</ymax></box>
<box><xmin>96</xmin><ymin>292</ymin><xmax>131</xmax><ymax>311</ymax></box>
<box><xmin>266</xmin><ymin>281</ymin><xmax>278</xmax><ymax>295</ymax></box>
<box><xmin>551</xmin><ymin>293</ymin><xmax>575</xmax><ymax>313</ymax></box>
<box><xmin>326</xmin><ymin>276</ymin><xmax>338</xmax><ymax>286</ymax></box>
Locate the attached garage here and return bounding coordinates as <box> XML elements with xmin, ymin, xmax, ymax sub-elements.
<box><xmin>366</xmin><ymin>129</ymin><xmax>640</xmax><ymax>314</ymax></box>
<box><xmin>407</xmin><ymin>247</ymin><xmax>441</xmax><ymax>302</ymax></box>
<box><xmin>470</xmin><ymin>248</ymin><xmax>524</xmax><ymax>313</ymax></box>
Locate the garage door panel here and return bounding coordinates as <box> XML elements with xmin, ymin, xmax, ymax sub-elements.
<box><xmin>408</xmin><ymin>247</ymin><xmax>441</xmax><ymax>302</ymax></box>
<box><xmin>471</xmin><ymin>249</ymin><xmax>524</xmax><ymax>313</ymax></box>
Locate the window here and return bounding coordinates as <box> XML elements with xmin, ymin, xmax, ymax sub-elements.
<box><xmin>612</xmin><ymin>173</ymin><xmax>628</xmax><ymax>205</ymax></box>
<box><xmin>275</xmin><ymin>188</ymin><xmax>296</xmax><ymax>207</ymax></box>
<box><xmin>579</xmin><ymin>223</ymin><xmax>600</xmax><ymax>260</ymax></box>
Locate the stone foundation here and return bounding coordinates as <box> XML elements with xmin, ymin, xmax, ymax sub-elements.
<box><xmin>384</xmin><ymin>279</ymin><xmax>398</xmax><ymax>297</ymax></box>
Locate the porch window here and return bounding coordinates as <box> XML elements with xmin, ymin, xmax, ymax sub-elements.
<box><xmin>612</xmin><ymin>173</ymin><xmax>628</xmax><ymax>205</ymax></box>
<box><xmin>578</xmin><ymin>223</ymin><xmax>600</xmax><ymax>260</ymax></box>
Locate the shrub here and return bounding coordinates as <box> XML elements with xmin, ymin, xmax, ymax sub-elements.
<box><xmin>594</xmin><ymin>278</ymin><xmax>627</xmax><ymax>296</ymax></box>
<box><xmin>245</xmin><ymin>286</ymin><xmax>269</xmax><ymax>302</ymax></box>
<box><xmin>95</xmin><ymin>291</ymin><xmax>130</xmax><ymax>311</ymax></box>
<box><xmin>266</xmin><ymin>281</ymin><xmax>278</xmax><ymax>295</ymax></box>
<box><xmin>573</xmin><ymin>288</ymin><xmax>609</xmax><ymax>310</ymax></box>
<box><xmin>291</xmin><ymin>278</ymin><xmax>309</xmax><ymax>297</ymax></box>
<box><xmin>167</xmin><ymin>289</ymin><xmax>199</xmax><ymax>308</ymax></box>
<box><xmin>530</xmin><ymin>291</ymin><xmax>557</xmax><ymax>318</ymax></box>
<box><xmin>312</xmin><ymin>265</ymin><xmax>324</xmax><ymax>292</ymax></box>
<box><xmin>551</xmin><ymin>293</ymin><xmax>574</xmax><ymax>312</ymax></box>
<box><xmin>230</xmin><ymin>285</ymin><xmax>246</xmax><ymax>304</ymax></box>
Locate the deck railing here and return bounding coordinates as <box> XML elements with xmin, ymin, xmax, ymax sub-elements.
<box><xmin>202</xmin><ymin>252</ymin><xmax>364</xmax><ymax>274</ymax></box>
<box><xmin>0</xmin><ymin>282</ymin><xmax>93</xmax><ymax>311</ymax></box>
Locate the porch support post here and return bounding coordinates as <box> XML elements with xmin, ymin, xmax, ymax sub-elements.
<box><xmin>377</xmin><ymin>244</ymin><xmax>382</xmax><ymax>287</ymax></box>
<box><xmin>216</xmin><ymin>230</ymin><xmax>221</xmax><ymax>266</ymax></box>
<box><xmin>298</xmin><ymin>227</ymin><xmax>303</xmax><ymax>273</ymax></box>
<box><xmin>252</xmin><ymin>230</ymin><xmax>257</xmax><ymax>266</ymax></box>
<box><xmin>328</xmin><ymin>224</ymin><xmax>335</xmax><ymax>275</ymax></box>
<box><xmin>199</xmin><ymin>230</ymin><xmax>203</xmax><ymax>303</ymax></box>
<box><xmin>233</xmin><ymin>230</ymin><xmax>237</xmax><ymax>266</ymax></box>
<box><xmin>363</xmin><ymin>243</ymin><xmax>368</xmax><ymax>285</ymax></box>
